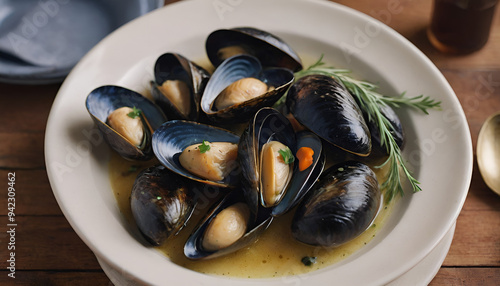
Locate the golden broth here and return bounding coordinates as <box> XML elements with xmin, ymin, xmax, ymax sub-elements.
<box><xmin>109</xmin><ymin>150</ymin><xmax>395</xmax><ymax>278</ymax></box>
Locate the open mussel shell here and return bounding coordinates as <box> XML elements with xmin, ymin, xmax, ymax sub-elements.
<box><xmin>239</xmin><ymin>108</ymin><xmax>324</xmax><ymax>216</ymax></box>
<box><xmin>286</xmin><ymin>74</ymin><xmax>372</xmax><ymax>157</ymax></box>
<box><xmin>200</xmin><ymin>54</ymin><xmax>294</xmax><ymax>123</ymax></box>
<box><xmin>291</xmin><ymin>161</ymin><xmax>381</xmax><ymax>247</ymax></box>
<box><xmin>152</xmin><ymin>120</ymin><xmax>240</xmax><ymax>188</ymax></box>
<box><xmin>184</xmin><ymin>190</ymin><xmax>273</xmax><ymax>260</ymax></box>
<box><xmin>151</xmin><ymin>53</ymin><xmax>210</xmax><ymax>121</ymax></box>
<box><xmin>85</xmin><ymin>85</ymin><xmax>167</xmax><ymax>161</ymax></box>
<box><xmin>131</xmin><ymin>165</ymin><xmax>196</xmax><ymax>246</ymax></box>
<box><xmin>206</xmin><ymin>27</ymin><xmax>303</xmax><ymax>72</ymax></box>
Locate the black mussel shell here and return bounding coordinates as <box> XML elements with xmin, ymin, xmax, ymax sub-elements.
<box><xmin>85</xmin><ymin>85</ymin><xmax>167</xmax><ymax>161</ymax></box>
<box><xmin>291</xmin><ymin>161</ymin><xmax>381</xmax><ymax>247</ymax></box>
<box><xmin>286</xmin><ymin>74</ymin><xmax>372</xmax><ymax>156</ymax></box>
<box><xmin>131</xmin><ymin>165</ymin><xmax>196</xmax><ymax>246</ymax></box>
<box><xmin>184</xmin><ymin>190</ymin><xmax>272</xmax><ymax>260</ymax></box>
<box><xmin>151</xmin><ymin>53</ymin><xmax>210</xmax><ymax>121</ymax></box>
<box><xmin>206</xmin><ymin>27</ymin><xmax>303</xmax><ymax>71</ymax></box>
<box><xmin>152</xmin><ymin>120</ymin><xmax>240</xmax><ymax>188</ymax></box>
<box><xmin>201</xmin><ymin>54</ymin><xmax>294</xmax><ymax>123</ymax></box>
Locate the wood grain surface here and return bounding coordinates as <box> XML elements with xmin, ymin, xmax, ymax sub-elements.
<box><xmin>0</xmin><ymin>0</ymin><xmax>499</xmax><ymax>285</ymax></box>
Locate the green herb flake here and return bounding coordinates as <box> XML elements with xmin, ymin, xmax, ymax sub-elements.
<box><xmin>301</xmin><ymin>256</ymin><xmax>317</xmax><ymax>266</ymax></box>
<box><xmin>127</xmin><ymin>106</ymin><xmax>142</xmax><ymax>119</ymax></box>
<box><xmin>278</xmin><ymin>147</ymin><xmax>295</xmax><ymax>164</ymax></box>
<box><xmin>198</xmin><ymin>140</ymin><xmax>211</xmax><ymax>153</ymax></box>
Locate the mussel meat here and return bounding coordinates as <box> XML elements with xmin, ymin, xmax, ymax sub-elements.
<box><xmin>85</xmin><ymin>85</ymin><xmax>167</xmax><ymax>161</ymax></box>
<box><xmin>291</xmin><ymin>161</ymin><xmax>381</xmax><ymax>247</ymax></box>
<box><xmin>131</xmin><ymin>165</ymin><xmax>196</xmax><ymax>246</ymax></box>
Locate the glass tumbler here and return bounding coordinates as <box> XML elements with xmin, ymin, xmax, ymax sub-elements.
<box><xmin>428</xmin><ymin>0</ymin><xmax>498</xmax><ymax>54</ymax></box>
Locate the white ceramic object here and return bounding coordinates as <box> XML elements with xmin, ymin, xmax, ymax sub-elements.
<box><xmin>45</xmin><ymin>0</ymin><xmax>472</xmax><ymax>285</ymax></box>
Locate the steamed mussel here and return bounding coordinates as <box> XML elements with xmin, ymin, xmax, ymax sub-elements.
<box><xmin>238</xmin><ymin>108</ymin><xmax>325</xmax><ymax>216</ymax></box>
<box><xmin>152</xmin><ymin>120</ymin><xmax>240</xmax><ymax>188</ymax></box>
<box><xmin>201</xmin><ymin>54</ymin><xmax>294</xmax><ymax>122</ymax></box>
<box><xmin>292</xmin><ymin>161</ymin><xmax>381</xmax><ymax>247</ymax></box>
<box><xmin>131</xmin><ymin>165</ymin><xmax>196</xmax><ymax>246</ymax></box>
<box><xmin>206</xmin><ymin>27</ymin><xmax>303</xmax><ymax>72</ymax></box>
<box><xmin>85</xmin><ymin>85</ymin><xmax>167</xmax><ymax>161</ymax></box>
<box><xmin>184</xmin><ymin>190</ymin><xmax>273</xmax><ymax>260</ymax></box>
<box><xmin>151</xmin><ymin>53</ymin><xmax>210</xmax><ymax>121</ymax></box>
<box><xmin>286</xmin><ymin>74</ymin><xmax>372</xmax><ymax>156</ymax></box>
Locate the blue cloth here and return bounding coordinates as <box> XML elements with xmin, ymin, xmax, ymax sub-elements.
<box><xmin>0</xmin><ymin>0</ymin><xmax>163</xmax><ymax>84</ymax></box>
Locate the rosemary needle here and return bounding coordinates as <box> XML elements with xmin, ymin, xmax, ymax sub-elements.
<box><xmin>293</xmin><ymin>55</ymin><xmax>441</xmax><ymax>203</ymax></box>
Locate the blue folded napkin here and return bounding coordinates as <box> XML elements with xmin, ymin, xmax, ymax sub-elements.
<box><xmin>0</xmin><ymin>0</ymin><xmax>163</xmax><ymax>84</ymax></box>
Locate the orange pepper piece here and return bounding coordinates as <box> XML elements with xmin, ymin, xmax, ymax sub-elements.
<box><xmin>296</xmin><ymin>147</ymin><xmax>314</xmax><ymax>171</ymax></box>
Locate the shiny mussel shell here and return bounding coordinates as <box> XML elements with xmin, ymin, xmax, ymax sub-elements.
<box><xmin>201</xmin><ymin>55</ymin><xmax>294</xmax><ymax>123</ymax></box>
<box><xmin>206</xmin><ymin>27</ymin><xmax>303</xmax><ymax>71</ymax></box>
<box><xmin>286</xmin><ymin>74</ymin><xmax>372</xmax><ymax>156</ymax></box>
<box><xmin>131</xmin><ymin>165</ymin><xmax>196</xmax><ymax>246</ymax></box>
<box><xmin>291</xmin><ymin>161</ymin><xmax>381</xmax><ymax>247</ymax></box>
<box><xmin>151</xmin><ymin>53</ymin><xmax>210</xmax><ymax>121</ymax></box>
<box><xmin>152</xmin><ymin>120</ymin><xmax>240</xmax><ymax>188</ymax></box>
<box><xmin>184</xmin><ymin>189</ymin><xmax>273</xmax><ymax>260</ymax></box>
<box><xmin>85</xmin><ymin>85</ymin><xmax>167</xmax><ymax>161</ymax></box>
<box><xmin>238</xmin><ymin>107</ymin><xmax>325</xmax><ymax>216</ymax></box>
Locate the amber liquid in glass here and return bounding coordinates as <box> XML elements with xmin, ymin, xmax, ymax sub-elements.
<box><xmin>428</xmin><ymin>0</ymin><xmax>497</xmax><ymax>53</ymax></box>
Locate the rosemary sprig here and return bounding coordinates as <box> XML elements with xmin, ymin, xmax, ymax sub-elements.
<box><xmin>293</xmin><ymin>55</ymin><xmax>441</xmax><ymax>203</ymax></box>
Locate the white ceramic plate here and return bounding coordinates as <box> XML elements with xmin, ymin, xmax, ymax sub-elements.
<box><xmin>45</xmin><ymin>0</ymin><xmax>473</xmax><ymax>285</ymax></box>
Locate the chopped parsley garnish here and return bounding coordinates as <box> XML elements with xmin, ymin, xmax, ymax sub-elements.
<box><xmin>278</xmin><ymin>147</ymin><xmax>295</xmax><ymax>164</ymax></box>
<box><xmin>127</xmin><ymin>106</ymin><xmax>142</xmax><ymax>119</ymax></box>
<box><xmin>198</xmin><ymin>140</ymin><xmax>211</xmax><ymax>153</ymax></box>
<box><xmin>301</xmin><ymin>256</ymin><xmax>317</xmax><ymax>266</ymax></box>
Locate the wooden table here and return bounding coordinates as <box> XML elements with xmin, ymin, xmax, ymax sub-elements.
<box><xmin>1</xmin><ymin>0</ymin><xmax>499</xmax><ymax>284</ymax></box>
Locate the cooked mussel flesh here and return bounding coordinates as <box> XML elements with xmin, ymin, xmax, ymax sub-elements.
<box><xmin>179</xmin><ymin>141</ymin><xmax>238</xmax><ymax>182</ymax></box>
<box><xmin>214</xmin><ymin>77</ymin><xmax>270</xmax><ymax>110</ymax></box>
<box><xmin>131</xmin><ymin>165</ymin><xmax>196</xmax><ymax>246</ymax></box>
<box><xmin>291</xmin><ymin>161</ymin><xmax>381</xmax><ymax>247</ymax></box>
<box><xmin>286</xmin><ymin>74</ymin><xmax>372</xmax><ymax>157</ymax></box>
<box><xmin>202</xmin><ymin>202</ymin><xmax>251</xmax><ymax>251</ymax></box>
<box><xmin>107</xmin><ymin>106</ymin><xmax>146</xmax><ymax>148</ymax></box>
